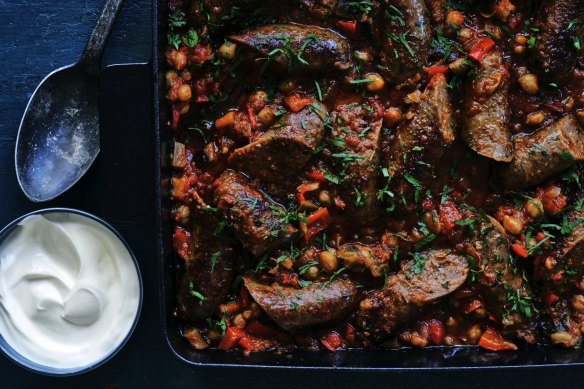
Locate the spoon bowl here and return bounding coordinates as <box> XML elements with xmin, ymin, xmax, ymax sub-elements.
<box><xmin>15</xmin><ymin>0</ymin><xmax>124</xmax><ymax>202</ymax></box>
<box><xmin>15</xmin><ymin>65</ymin><xmax>100</xmax><ymax>202</ymax></box>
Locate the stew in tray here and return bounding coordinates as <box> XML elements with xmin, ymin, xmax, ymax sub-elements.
<box><xmin>164</xmin><ymin>0</ymin><xmax>584</xmax><ymax>354</ymax></box>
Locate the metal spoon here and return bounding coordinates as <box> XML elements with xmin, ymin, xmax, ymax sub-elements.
<box><xmin>15</xmin><ymin>0</ymin><xmax>124</xmax><ymax>202</ymax></box>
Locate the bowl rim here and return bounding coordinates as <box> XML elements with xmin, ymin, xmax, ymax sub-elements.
<box><xmin>0</xmin><ymin>207</ymin><xmax>144</xmax><ymax>377</ymax></box>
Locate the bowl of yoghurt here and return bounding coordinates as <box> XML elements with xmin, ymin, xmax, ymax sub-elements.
<box><xmin>0</xmin><ymin>208</ymin><xmax>142</xmax><ymax>375</ymax></box>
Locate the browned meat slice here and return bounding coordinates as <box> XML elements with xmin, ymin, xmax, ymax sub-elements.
<box><xmin>336</xmin><ymin>243</ymin><xmax>390</xmax><ymax>277</ymax></box>
<box><xmin>243</xmin><ymin>276</ymin><xmax>359</xmax><ymax>332</ymax></box>
<box><xmin>371</xmin><ymin>0</ymin><xmax>431</xmax><ymax>83</ymax></box>
<box><xmin>214</xmin><ymin>170</ymin><xmax>298</xmax><ymax>256</ymax></box>
<box><xmin>529</xmin><ymin>0</ymin><xmax>584</xmax><ymax>81</ymax></box>
<box><xmin>177</xmin><ymin>213</ymin><xmax>236</xmax><ymax>322</ymax></box>
<box><xmin>385</xmin><ymin>74</ymin><xmax>455</xmax><ymax>212</ymax></box>
<box><xmin>466</xmin><ymin>214</ymin><xmax>534</xmax><ymax>329</ymax></box>
<box><xmin>499</xmin><ymin>114</ymin><xmax>584</xmax><ymax>190</ymax></box>
<box><xmin>329</xmin><ymin>102</ymin><xmax>383</xmax><ymax>221</ymax></box>
<box><xmin>229</xmin><ymin>24</ymin><xmax>352</xmax><ymax>75</ymax></box>
<box><xmin>462</xmin><ymin>50</ymin><xmax>512</xmax><ymax>162</ymax></box>
<box><xmin>228</xmin><ymin>102</ymin><xmax>327</xmax><ymax>187</ymax></box>
<box><xmin>356</xmin><ymin>249</ymin><xmax>468</xmax><ymax>337</ymax></box>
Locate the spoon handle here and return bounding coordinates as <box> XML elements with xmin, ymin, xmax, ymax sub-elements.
<box><xmin>79</xmin><ymin>0</ymin><xmax>125</xmax><ymax>75</ymax></box>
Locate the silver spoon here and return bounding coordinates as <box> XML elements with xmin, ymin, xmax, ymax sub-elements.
<box><xmin>15</xmin><ymin>0</ymin><xmax>124</xmax><ymax>202</ymax></box>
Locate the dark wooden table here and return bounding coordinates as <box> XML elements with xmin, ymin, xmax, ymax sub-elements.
<box><xmin>0</xmin><ymin>1</ymin><xmax>582</xmax><ymax>387</ymax></box>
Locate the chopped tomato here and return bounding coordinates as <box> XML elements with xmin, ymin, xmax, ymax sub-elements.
<box><xmin>424</xmin><ymin>65</ymin><xmax>449</xmax><ymax>76</ymax></box>
<box><xmin>284</xmin><ymin>92</ymin><xmax>313</xmax><ymax>112</ymax></box>
<box><xmin>278</xmin><ymin>272</ymin><xmax>300</xmax><ymax>288</ymax></box>
<box><xmin>336</xmin><ymin>20</ymin><xmax>357</xmax><ymax>36</ymax></box>
<box><xmin>463</xmin><ymin>298</ymin><xmax>483</xmax><ymax>314</ymax></box>
<box><xmin>172</xmin><ymin>227</ymin><xmax>192</xmax><ymax>261</ymax></box>
<box><xmin>218</xmin><ymin>327</ymin><xmax>246</xmax><ymax>351</ymax></box>
<box><xmin>306</xmin><ymin>170</ymin><xmax>326</xmax><ymax>182</ymax></box>
<box><xmin>468</xmin><ymin>37</ymin><xmax>496</xmax><ymax>63</ymax></box>
<box><xmin>512</xmin><ymin>243</ymin><xmax>529</xmax><ymax>258</ymax></box>
<box><xmin>304</xmin><ymin>207</ymin><xmax>332</xmax><ymax>242</ymax></box>
<box><xmin>478</xmin><ymin>327</ymin><xmax>518</xmax><ymax>351</ymax></box>
<box><xmin>549</xmin><ymin>271</ymin><xmax>563</xmax><ymax>282</ymax></box>
<box><xmin>438</xmin><ymin>202</ymin><xmax>461</xmax><ymax>234</ymax></box>
<box><xmin>297</xmin><ymin>182</ymin><xmax>321</xmax><ymax>204</ymax></box>
<box><xmin>321</xmin><ymin>331</ymin><xmax>343</xmax><ymax>351</ymax></box>
<box><xmin>218</xmin><ymin>301</ymin><xmax>241</xmax><ymax>316</ymax></box>
<box><xmin>542</xmin><ymin>192</ymin><xmax>567</xmax><ymax>215</ymax></box>
<box><xmin>543</xmin><ymin>292</ymin><xmax>559</xmax><ymax>306</ymax></box>
<box><xmin>307</xmin><ymin>207</ymin><xmax>330</xmax><ymax>226</ymax></box>
<box><xmin>247</xmin><ymin>321</ymin><xmax>279</xmax><ymax>338</ymax></box>
<box><xmin>427</xmin><ymin>319</ymin><xmax>445</xmax><ymax>345</ymax></box>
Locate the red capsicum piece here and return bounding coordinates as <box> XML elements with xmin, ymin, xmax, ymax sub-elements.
<box><xmin>218</xmin><ymin>327</ymin><xmax>246</xmax><ymax>351</ymax></box>
<box><xmin>468</xmin><ymin>37</ymin><xmax>495</xmax><ymax>63</ymax></box>
<box><xmin>478</xmin><ymin>328</ymin><xmax>518</xmax><ymax>351</ymax></box>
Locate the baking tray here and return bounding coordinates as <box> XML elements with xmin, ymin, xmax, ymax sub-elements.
<box><xmin>153</xmin><ymin>0</ymin><xmax>584</xmax><ymax>369</ymax></box>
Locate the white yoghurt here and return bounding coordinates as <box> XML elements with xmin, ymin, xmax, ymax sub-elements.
<box><xmin>0</xmin><ymin>212</ymin><xmax>141</xmax><ymax>369</ymax></box>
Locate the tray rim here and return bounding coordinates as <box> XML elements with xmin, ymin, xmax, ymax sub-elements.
<box><xmin>152</xmin><ymin>0</ymin><xmax>584</xmax><ymax>370</ymax></box>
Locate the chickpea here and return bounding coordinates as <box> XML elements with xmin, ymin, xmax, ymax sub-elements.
<box><xmin>305</xmin><ymin>266</ymin><xmax>320</xmax><ymax>280</ymax></box>
<box><xmin>473</xmin><ymin>307</ymin><xmax>487</xmax><ymax>319</ymax></box>
<box><xmin>232</xmin><ymin>313</ymin><xmax>246</xmax><ymax>328</ymax></box>
<box><xmin>242</xmin><ymin>310</ymin><xmax>253</xmax><ymax>320</ymax></box>
<box><xmin>515</xmin><ymin>35</ymin><xmax>527</xmax><ymax>45</ymax></box>
<box><xmin>218</xmin><ymin>41</ymin><xmax>237</xmax><ymax>59</ymax></box>
<box><xmin>446</xmin><ymin>11</ymin><xmax>465</xmax><ymax>27</ymax></box>
<box><xmin>169</xmin><ymin>50</ymin><xmax>187</xmax><ymax>70</ymax></box>
<box><xmin>443</xmin><ymin>336</ymin><xmax>455</xmax><ymax>346</ymax></box>
<box><xmin>571</xmin><ymin>295</ymin><xmax>584</xmax><ymax>313</ymax></box>
<box><xmin>318</xmin><ymin>190</ymin><xmax>332</xmax><ymax>206</ymax></box>
<box><xmin>257</xmin><ymin>106</ymin><xmax>276</xmax><ymax>126</ymax></box>
<box><xmin>577</xmin><ymin>277</ymin><xmax>584</xmax><ymax>293</ymax></box>
<box><xmin>383</xmin><ymin>107</ymin><xmax>402</xmax><ymax>127</ymax></box>
<box><xmin>458</xmin><ymin>27</ymin><xmax>474</xmax><ymax>40</ymax></box>
<box><xmin>180</xmin><ymin>103</ymin><xmax>190</xmax><ymax>115</ymax></box>
<box><xmin>365</xmin><ymin>73</ymin><xmax>385</xmax><ymax>92</ymax></box>
<box><xmin>524</xmin><ymin>197</ymin><xmax>543</xmax><ymax>218</ymax></box>
<box><xmin>279</xmin><ymin>257</ymin><xmax>294</xmax><ymax>270</ymax></box>
<box><xmin>550</xmin><ymin>331</ymin><xmax>576</xmax><ymax>347</ymax></box>
<box><xmin>544</xmin><ymin>256</ymin><xmax>557</xmax><ymax>271</ymax></box>
<box><xmin>319</xmin><ymin>250</ymin><xmax>339</xmax><ymax>273</ymax></box>
<box><xmin>449</xmin><ymin>58</ymin><xmax>470</xmax><ymax>73</ymax></box>
<box><xmin>178</xmin><ymin>84</ymin><xmax>192</xmax><ymax>102</ymax></box>
<box><xmin>525</xmin><ymin>111</ymin><xmax>544</xmax><ymax>126</ymax></box>
<box><xmin>410</xmin><ymin>334</ymin><xmax>428</xmax><ymax>348</ymax></box>
<box><xmin>422</xmin><ymin>210</ymin><xmax>442</xmax><ymax>235</ymax></box>
<box><xmin>467</xmin><ymin>325</ymin><xmax>482</xmax><ymax>343</ymax></box>
<box><xmin>446</xmin><ymin>317</ymin><xmax>457</xmax><ymax>328</ymax></box>
<box><xmin>513</xmin><ymin>45</ymin><xmax>525</xmax><ymax>55</ymax></box>
<box><xmin>502</xmin><ymin>214</ymin><xmax>524</xmax><ymax>235</ymax></box>
<box><xmin>166</xmin><ymin>70</ymin><xmax>178</xmax><ymax>87</ymax></box>
<box><xmin>576</xmin><ymin>109</ymin><xmax>584</xmax><ymax>127</ymax></box>
<box><xmin>354</xmin><ymin>50</ymin><xmax>371</xmax><ymax>62</ymax></box>
<box><xmin>517</xmin><ymin>73</ymin><xmax>539</xmax><ymax>95</ymax></box>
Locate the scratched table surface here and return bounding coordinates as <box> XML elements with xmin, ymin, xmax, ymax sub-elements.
<box><xmin>0</xmin><ymin>1</ymin><xmax>583</xmax><ymax>387</ymax></box>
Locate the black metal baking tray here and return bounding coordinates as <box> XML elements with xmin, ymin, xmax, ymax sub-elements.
<box><xmin>153</xmin><ymin>0</ymin><xmax>584</xmax><ymax>369</ymax></box>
